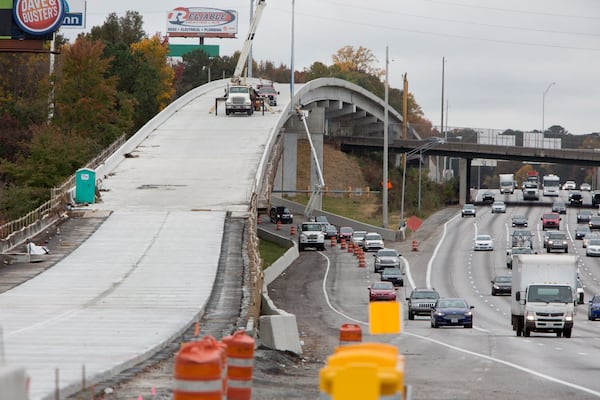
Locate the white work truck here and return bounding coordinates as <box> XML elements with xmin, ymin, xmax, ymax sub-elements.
<box><xmin>511</xmin><ymin>254</ymin><xmax>577</xmax><ymax>338</ymax></box>
<box><xmin>298</xmin><ymin>222</ymin><xmax>325</xmax><ymax>251</ymax></box>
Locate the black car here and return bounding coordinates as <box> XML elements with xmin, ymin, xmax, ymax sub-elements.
<box><xmin>511</xmin><ymin>215</ymin><xmax>528</xmax><ymax>227</ymax></box>
<box><xmin>569</xmin><ymin>191</ymin><xmax>583</xmax><ymax>206</ymax></box>
<box><xmin>269</xmin><ymin>206</ymin><xmax>293</xmax><ymax>223</ymax></box>
<box><xmin>380</xmin><ymin>267</ymin><xmax>404</xmax><ymax>287</ymax></box>
<box><xmin>575</xmin><ymin>225</ymin><xmax>591</xmax><ymax>240</ymax></box>
<box><xmin>577</xmin><ymin>209</ymin><xmax>593</xmax><ymax>224</ymax></box>
<box><xmin>590</xmin><ymin>216</ymin><xmax>600</xmax><ymax>230</ymax></box>
<box><xmin>491</xmin><ymin>275</ymin><xmax>512</xmax><ymax>296</ymax></box>
<box><xmin>481</xmin><ymin>191</ymin><xmax>494</xmax><ymax>203</ymax></box>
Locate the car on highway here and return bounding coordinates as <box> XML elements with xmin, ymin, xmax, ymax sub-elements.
<box><xmin>563</xmin><ymin>180</ymin><xmax>577</xmax><ymax>190</ymax></box>
<box><xmin>321</xmin><ymin>223</ymin><xmax>338</xmax><ymax>240</ymax></box>
<box><xmin>576</xmin><ymin>278</ymin><xmax>585</xmax><ymax>304</ymax></box>
<box><xmin>461</xmin><ymin>203</ymin><xmax>476</xmax><ymax>217</ymax></box>
<box><xmin>589</xmin><ymin>216</ymin><xmax>600</xmax><ymax>230</ymax></box>
<box><xmin>362</xmin><ymin>232</ymin><xmax>385</xmax><ymax>252</ymax></box>
<box><xmin>351</xmin><ymin>230</ymin><xmax>367</xmax><ymax>248</ymax></box>
<box><xmin>586</xmin><ymin>239</ymin><xmax>600</xmax><ymax>256</ymax></box>
<box><xmin>511</xmin><ymin>215</ymin><xmax>528</xmax><ymax>227</ymax></box>
<box><xmin>269</xmin><ymin>206</ymin><xmax>293</xmax><ymax>224</ymax></box>
<box><xmin>474</xmin><ymin>234</ymin><xmax>493</xmax><ymax>251</ymax></box>
<box><xmin>577</xmin><ymin>209</ymin><xmax>593</xmax><ymax>224</ymax></box>
<box><xmin>491</xmin><ymin>201</ymin><xmax>506</xmax><ymax>213</ymax></box>
<box><xmin>581</xmin><ymin>183</ymin><xmax>592</xmax><ymax>191</ymax></box>
<box><xmin>373</xmin><ymin>248</ymin><xmax>402</xmax><ymax>274</ymax></box>
<box><xmin>545</xmin><ymin>231</ymin><xmax>568</xmax><ymax>253</ymax></box>
<box><xmin>575</xmin><ymin>225</ymin><xmax>590</xmax><ymax>240</ymax></box>
<box><xmin>583</xmin><ymin>232</ymin><xmax>600</xmax><ymax>248</ymax></box>
<box><xmin>511</xmin><ymin>229</ymin><xmax>533</xmax><ymax>248</ymax></box>
<box><xmin>338</xmin><ymin>226</ymin><xmax>354</xmax><ymax>243</ymax></box>
<box><xmin>568</xmin><ymin>191</ymin><xmax>583</xmax><ymax>207</ymax></box>
<box><xmin>481</xmin><ymin>191</ymin><xmax>494</xmax><ymax>203</ymax></box>
<box><xmin>563</xmin><ymin>181</ymin><xmax>576</xmax><ymax>190</ymax></box>
<box><xmin>368</xmin><ymin>281</ymin><xmax>397</xmax><ymax>302</ymax></box>
<box><xmin>430</xmin><ymin>298</ymin><xmax>474</xmax><ymax>328</ymax></box>
<box><xmin>541</xmin><ymin>212</ymin><xmax>561</xmax><ymax>230</ymax></box>
<box><xmin>506</xmin><ymin>247</ymin><xmax>534</xmax><ymax>269</ymax></box>
<box><xmin>406</xmin><ymin>288</ymin><xmax>440</xmax><ymax>320</ymax></box>
<box><xmin>588</xmin><ymin>295</ymin><xmax>600</xmax><ymax>320</ymax></box>
<box><xmin>491</xmin><ymin>275</ymin><xmax>512</xmax><ymax>296</ymax></box>
<box><xmin>551</xmin><ymin>200</ymin><xmax>567</xmax><ymax>214</ymax></box>
<box><xmin>380</xmin><ymin>267</ymin><xmax>404</xmax><ymax>287</ymax></box>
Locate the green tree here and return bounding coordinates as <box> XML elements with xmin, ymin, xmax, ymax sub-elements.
<box><xmin>89</xmin><ymin>11</ymin><xmax>145</xmax><ymax>46</ymax></box>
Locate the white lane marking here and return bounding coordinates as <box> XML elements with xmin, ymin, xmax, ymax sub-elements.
<box><xmin>402</xmin><ymin>331</ymin><xmax>600</xmax><ymax>398</ymax></box>
<box><xmin>426</xmin><ymin>213</ymin><xmax>461</xmax><ymax>288</ymax></box>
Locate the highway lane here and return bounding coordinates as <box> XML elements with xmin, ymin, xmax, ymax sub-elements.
<box><xmin>265</xmin><ymin>191</ymin><xmax>600</xmax><ymax>398</ymax></box>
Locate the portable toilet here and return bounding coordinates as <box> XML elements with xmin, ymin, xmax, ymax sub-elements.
<box><xmin>75</xmin><ymin>168</ymin><xmax>96</xmax><ymax>204</ymax></box>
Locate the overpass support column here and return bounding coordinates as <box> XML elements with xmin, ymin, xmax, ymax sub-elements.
<box><xmin>459</xmin><ymin>158</ymin><xmax>471</xmax><ymax>205</ymax></box>
<box><xmin>274</xmin><ymin>133</ymin><xmax>299</xmax><ymax>197</ymax></box>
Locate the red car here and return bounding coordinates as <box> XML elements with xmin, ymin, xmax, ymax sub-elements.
<box><xmin>338</xmin><ymin>226</ymin><xmax>354</xmax><ymax>242</ymax></box>
<box><xmin>368</xmin><ymin>281</ymin><xmax>397</xmax><ymax>301</ymax></box>
<box><xmin>541</xmin><ymin>212</ymin><xmax>561</xmax><ymax>230</ymax></box>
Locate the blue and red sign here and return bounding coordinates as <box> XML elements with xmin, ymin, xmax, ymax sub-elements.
<box><xmin>166</xmin><ymin>7</ymin><xmax>238</xmax><ymax>38</ymax></box>
<box><xmin>13</xmin><ymin>0</ymin><xmax>66</xmax><ymax>36</ymax></box>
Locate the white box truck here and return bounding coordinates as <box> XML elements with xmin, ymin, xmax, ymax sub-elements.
<box><xmin>499</xmin><ymin>173</ymin><xmax>515</xmax><ymax>194</ymax></box>
<box><xmin>511</xmin><ymin>254</ymin><xmax>577</xmax><ymax>338</ymax></box>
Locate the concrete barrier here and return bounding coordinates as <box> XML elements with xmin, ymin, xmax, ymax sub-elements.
<box><xmin>0</xmin><ymin>366</ymin><xmax>27</xmax><ymax>400</ymax></box>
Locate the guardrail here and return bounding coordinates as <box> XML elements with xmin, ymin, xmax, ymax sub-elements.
<box><xmin>0</xmin><ymin>135</ymin><xmax>126</xmax><ymax>252</ymax></box>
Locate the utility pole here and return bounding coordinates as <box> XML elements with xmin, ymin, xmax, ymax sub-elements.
<box><xmin>382</xmin><ymin>46</ymin><xmax>389</xmax><ymax>228</ymax></box>
<box><xmin>248</xmin><ymin>0</ymin><xmax>254</xmax><ymax>78</ymax></box>
<box><xmin>439</xmin><ymin>56</ymin><xmax>445</xmax><ymax>182</ymax></box>
<box><xmin>290</xmin><ymin>0</ymin><xmax>295</xmax><ymax>107</ymax></box>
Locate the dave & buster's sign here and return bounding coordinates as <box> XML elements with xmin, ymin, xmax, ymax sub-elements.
<box><xmin>13</xmin><ymin>0</ymin><xmax>66</xmax><ymax>35</ymax></box>
<box><xmin>166</xmin><ymin>7</ymin><xmax>238</xmax><ymax>38</ymax></box>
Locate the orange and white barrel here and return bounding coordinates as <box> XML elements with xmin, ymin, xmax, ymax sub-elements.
<box><xmin>221</xmin><ymin>330</ymin><xmax>255</xmax><ymax>400</ymax></box>
<box><xmin>173</xmin><ymin>336</ymin><xmax>225</xmax><ymax>400</ymax></box>
<box><xmin>338</xmin><ymin>323</ymin><xmax>362</xmax><ymax>346</ymax></box>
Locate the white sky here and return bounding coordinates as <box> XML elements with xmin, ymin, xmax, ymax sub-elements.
<box><xmin>61</xmin><ymin>0</ymin><xmax>600</xmax><ymax>135</ymax></box>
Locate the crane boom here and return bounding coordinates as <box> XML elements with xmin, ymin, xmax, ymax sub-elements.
<box><xmin>232</xmin><ymin>0</ymin><xmax>267</xmax><ymax>84</ymax></box>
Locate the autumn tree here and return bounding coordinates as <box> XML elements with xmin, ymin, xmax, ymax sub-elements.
<box><xmin>53</xmin><ymin>37</ymin><xmax>134</xmax><ymax>147</ymax></box>
<box><xmin>332</xmin><ymin>45</ymin><xmax>383</xmax><ymax>78</ymax></box>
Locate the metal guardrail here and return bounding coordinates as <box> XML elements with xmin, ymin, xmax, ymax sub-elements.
<box><xmin>0</xmin><ymin>135</ymin><xmax>126</xmax><ymax>250</ymax></box>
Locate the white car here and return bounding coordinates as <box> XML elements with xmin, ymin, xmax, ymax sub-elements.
<box><xmin>563</xmin><ymin>181</ymin><xmax>577</xmax><ymax>190</ymax></box>
<box><xmin>586</xmin><ymin>239</ymin><xmax>600</xmax><ymax>256</ymax></box>
<box><xmin>362</xmin><ymin>232</ymin><xmax>385</xmax><ymax>252</ymax></box>
<box><xmin>491</xmin><ymin>201</ymin><xmax>506</xmax><ymax>213</ymax></box>
<box><xmin>474</xmin><ymin>234</ymin><xmax>493</xmax><ymax>251</ymax></box>
<box><xmin>581</xmin><ymin>183</ymin><xmax>592</xmax><ymax>191</ymax></box>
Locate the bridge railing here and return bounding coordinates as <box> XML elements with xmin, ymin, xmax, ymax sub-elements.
<box><xmin>0</xmin><ymin>135</ymin><xmax>126</xmax><ymax>253</ymax></box>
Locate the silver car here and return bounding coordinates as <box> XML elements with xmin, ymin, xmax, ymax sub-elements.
<box><xmin>373</xmin><ymin>248</ymin><xmax>401</xmax><ymax>274</ymax></box>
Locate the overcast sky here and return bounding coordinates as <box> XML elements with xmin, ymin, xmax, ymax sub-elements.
<box><xmin>62</xmin><ymin>0</ymin><xmax>600</xmax><ymax>135</ymax></box>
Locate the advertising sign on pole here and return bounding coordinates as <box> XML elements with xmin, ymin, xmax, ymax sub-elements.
<box><xmin>13</xmin><ymin>0</ymin><xmax>66</xmax><ymax>36</ymax></box>
<box><xmin>166</xmin><ymin>7</ymin><xmax>238</xmax><ymax>38</ymax></box>
<box><xmin>61</xmin><ymin>0</ymin><xmax>86</xmax><ymax>29</ymax></box>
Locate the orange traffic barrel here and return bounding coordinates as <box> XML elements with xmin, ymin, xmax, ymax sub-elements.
<box><xmin>340</xmin><ymin>238</ymin><xmax>346</xmax><ymax>250</ymax></box>
<box><xmin>330</xmin><ymin>236</ymin><xmax>337</xmax><ymax>247</ymax></box>
<box><xmin>257</xmin><ymin>214</ymin><xmax>262</xmax><ymax>224</ymax></box>
<box><xmin>221</xmin><ymin>330</ymin><xmax>255</xmax><ymax>400</ymax></box>
<box><xmin>338</xmin><ymin>324</ymin><xmax>362</xmax><ymax>345</ymax></box>
<box><xmin>276</xmin><ymin>220</ymin><xmax>281</xmax><ymax>231</ymax></box>
<box><xmin>347</xmin><ymin>241</ymin><xmax>354</xmax><ymax>253</ymax></box>
<box><xmin>173</xmin><ymin>335</ymin><xmax>225</xmax><ymax>400</ymax></box>
<box><xmin>290</xmin><ymin>225</ymin><xmax>296</xmax><ymax>235</ymax></box>
<box><xmin>358</xmin><ymin>253</ymin><xmax>366</xmax><ymax>268</ymax></box>
<box><xmin>412</xmin><ymin>240</ymin><xmax>418</xmax><ymax>251</ymax></box>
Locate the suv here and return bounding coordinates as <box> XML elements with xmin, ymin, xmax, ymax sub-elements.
<box><xmin>481</xmin><ymin>191</ymin><xmax>494</xmax><ymax>203</ymax></box>
<box><xmin>406</xmin><ymin>288</ymin><xmax>440</xmax><ymax>320</ymax></box>
<box><xmin>256</xmin><ymin>83</ymin><xmax>279</xmax><ymax>106</ymax></box>
<box><xmin>577</xmin><ymin>209</ymin><xmax>593</xmax><ymax>223</ymax></box>
<box><xmin>541</xmin><ymin>212</ymin><xmax>561</xmax><ymax>230</ymax></box>
<box><xmin>298</xmin><ymin>222</ymin><xmax>326</xmax><ymax>251</ymax></box>
<box><xmin>269</xmin><ymin>206</ymin><xmax>293</xmax><ymax>224</ymax></box>
<box><xmin>461</xmin><ymin>204</ymin><xmax>476</xmax><ymax>217</ymax></box>
<box><xmin>373</xmin><ymin>248</ymin><xmax>402</xmax><ymax>274</ymax></box>
<box><xmin>545</xmin><ymin>231</ymin><xmax>568</xmax><ymax>253</ymax></box>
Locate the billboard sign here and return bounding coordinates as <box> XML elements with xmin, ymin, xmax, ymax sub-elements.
<box><xmin>166</xmin><ymin>7</ymin><xmax>238</xmax><ymax>38</ymax></box>
<box><xmin>62</xmin><ymin>0</ymin><xmax>86</xmax><ymax>28</ymax></box>
<box><xmin>13</xmin><ymin>0</ymin><xmax>66</xmax><ymax>36</ymax></box>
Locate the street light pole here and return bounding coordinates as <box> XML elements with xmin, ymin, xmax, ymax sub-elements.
<box><xmin>542</xmin><ymin>82</ymin><xmax>556</xmax><ymax>141</ymax></box>
<box><xmin>290</xmin><ymin>0</ymin><xmax>295</xmax><ymax>107</ymax></box>
<box><xmin>383</xmin><ymin>46</ymin><xmax>389</xmax><ymax>228</ymax></box>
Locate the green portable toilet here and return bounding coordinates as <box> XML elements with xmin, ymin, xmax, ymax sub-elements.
<box><xmin>75</xmin><ymin>168</ymin><xmax>96</xmax><ymax>204</ymax></box>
